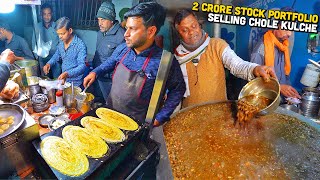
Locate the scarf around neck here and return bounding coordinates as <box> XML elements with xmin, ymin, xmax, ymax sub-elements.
<box><xmin>263</xmin><ymin>30</ymin><xmax>291</xmax><ymax>75</ymax></box>
<box><xmin>174</xmin><ymin>32</ymin><xmax>210</xmax><ymax>97</ymax></box>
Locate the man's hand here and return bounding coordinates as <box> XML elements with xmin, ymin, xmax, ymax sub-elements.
<box><xmin>43</xmin><ymin>64</ymin><xmax>51</xmax><ymax>75</ymax></box>
<box><xmin>0</xmin><ymin>80</ymin><xmax>19</xmax><ymax>100</ymax></box>
<box><xmin>253</xmin><ymin>66</ymin><xmax>277</xmax><ymax>81</ymax></box>
<box><xmin>58</xmin><ymin>72</ymin><xmax>69</xmax><ymax>84</ymax></box>
<box><xmin>83</xmin><ymin>72</ymin><xmax>97</xmax><ymax>88</ymax></box>
<box><xmin>280</xmin><ymin>84</ymin><xmax>301</xmax><ymax>99</ymax></box>
<box><xmin>0</xmin><ymin>49</ymin><xmax>21</xmax><ymax>64</ymax></box>
<box><xmin>153</xmin><ymin>119</ymin><xmax>161</xmax><ymax>127</ymax></box>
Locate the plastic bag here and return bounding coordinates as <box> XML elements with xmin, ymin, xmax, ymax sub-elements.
<box><xmin>33</xmin><ymin>32</ymin><xmax>52</xmax><ymax>58</ymax></box>
<box><xmin>39</xmin><ymin>79</ymin><xmax>65</xmax><ymax>90</ymax></box>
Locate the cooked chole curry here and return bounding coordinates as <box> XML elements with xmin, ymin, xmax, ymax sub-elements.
<box><xmin>237</xmin><ymin>95</ymin><xmax>273</xmax><ymax>125</ymax></box>
<box><xmin>62</xmin><ymin>125</ymin><xmax>108</xmax><ymax>158</ymax></box>
<box><xmin>40</xmin><ymin>136</ymin><xmax>89</xmax><ymax>176</ymax></box>
<box><xmin>96</xmin><ymin>108</ymin><xmax>138</xmax><ymax>131</ymax></box>
<box><xmin>164</xmin><ymin>102</ymin><xmax>320</xmax><ymax>179</ymax></box>
<box><xmin>81</xmin><ymin>116</ymin><xmax>125</xmax><ymax>143</ymax></box>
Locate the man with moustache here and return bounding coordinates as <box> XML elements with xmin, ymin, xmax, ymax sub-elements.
<box><xmin>251</xmin><ymin>8</ymin><xmax>300</xmax><ymax>99</ymax></box>
<box><xmin>83</xmin><ymin>2</ymin><xmax>185</xmax><ymax>127</ymax></box>
<box><xmin>33</xmin><ymin>3</ymin><xmax>61</xmax><ymax>78</ymax></box>
<box><xmin>43</xmin><ymin>17</ymin><xmax>86</xmax><ymax>87</ymax></box>
<box><xmin>173</xmin><ymin>9</ymin><xmax>276</xmax><ymax>108</ymax></box>
<box><xmin>93</xmin><ymin>1</ymin><xmax>125</xmax><ymax>102</ymax></box>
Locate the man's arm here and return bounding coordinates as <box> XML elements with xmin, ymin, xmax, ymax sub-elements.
<box><xmin>65</xmin><ymin>42</ymin><xmax>87</xmax><ymax>78</ymax></box>
<box><xmin>92</xmin><ymin>44</ymin><xmax>125</xmax><ymax>76</ymax></box>
<box><xmin>46</xmin><ymin>47</ymin><xmax>60</xmax><ymax>66</ymax></box>
<box><xmin>222</xmin><ymin>46</ymin><xmax>258</xmax><ymax>81</ymax></box>
<box><xmin>0</xmin><ymin>61</ymin><xmax>10</xmax><ymax>92</ymax></box>
<box><xmin>155</xmin><ymin>59</ymin><xmax>186</xmax><ymax>124</ymax></box>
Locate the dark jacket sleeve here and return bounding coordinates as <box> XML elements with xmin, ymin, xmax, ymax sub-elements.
<box><xmin>155</xmin><ymin>58</ymin><xmax>186</xmax><ymax>123</ymax></box>
<box><xmin>0</xmin><ymin>61</ymin><xmax>10</xmax><ymax>91</ymax></box>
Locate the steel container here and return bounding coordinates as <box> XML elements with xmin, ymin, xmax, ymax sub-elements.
<box><xmin>15</xmin><ymin>60</ymin><xmax>39</xmax><ymax>86</ymax></box>
<box><xmin>302</xmin><ymin>87</ymin><xmax>320</xmax><ymax>95</ymax></box>
<box><xmin>300</xmin><ymin>92</ymin><xmax>320</xmax><ymax>118</ymax></box>
<box><xmin>41</xmin><ymin>87</ymin><xmax>56</xmax><ymax>104</ymax></box>
<box><xmin>238</xmin><ymin>77</ymin><xmax>281</xmax><ymax>115</ymax></box>
<box><xmin>76</xmin><ymin>93</ymin><xmax>95</xmax><ymax>113</ymax></box>
<box><xmin>28</xmin><ymin>84</ymin><xmax>42</xmax><ymax>97</ymax></box>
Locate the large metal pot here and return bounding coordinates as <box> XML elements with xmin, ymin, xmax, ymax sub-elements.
<box><xmin>238</xmin><ymin>77</ymin><xmax>281</xmax><ymax>115</ymax></box>
<box><xmin>165</xmin><ymin>101</ymin><xmax>320</xmax><ymax>179</ymax></box>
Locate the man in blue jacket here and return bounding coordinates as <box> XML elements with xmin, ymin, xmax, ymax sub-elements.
<box><xmin>93</xmin><ymin>1</ymin><xmax>125</xmax><ymax>102</ymax></box>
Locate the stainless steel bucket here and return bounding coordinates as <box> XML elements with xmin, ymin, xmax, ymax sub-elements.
<box><xmin>28</xmin><ymin>84</ymin><xmax>41</xmax><ymax>97</ymax></box>
<box><xmin>41</xmin><ymin>87</ymin><xmax>56</xmax><ymax>104</ymax></box>
<box><xmin>301</xmin><ymin>92</ymin><xmax>320</xmax><ymax>118</ymax></box>
<box><xmin>15</xmin><ymin>60</ymin><xmax>39</xmax><ymax>86</ymax></box>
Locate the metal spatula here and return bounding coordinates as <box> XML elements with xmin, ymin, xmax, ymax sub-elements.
<box><xmin>77</xmin><ymin>85</ymin><xmax>89</xmax><ymax>101</ymax></box>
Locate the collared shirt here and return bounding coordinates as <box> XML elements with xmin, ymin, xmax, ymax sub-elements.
<box><xmin>93</xmin><ymin>43</ymin><xmax>186</xmax><ymax>123</ymax></box>
<box><xmin>5</xmin><ymin>33</ymin><xmax>34</xmax><ymax>59</ymax></box>
<box><xmin>32</xmin><ymin>21</ymin><xmax>59</xmax><ymax>56</ymax></box>
<box><xmin>47</xmin><ymin>35</ymin><xmax>87</xmax><ymax>87</ymax></box>
<box><xmin>0</xmin><ymin>60</ymin><xmax>10</xmax><ymax>91</ymax></box>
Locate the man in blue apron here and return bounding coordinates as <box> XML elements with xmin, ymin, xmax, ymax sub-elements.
<box><xmin>83</xmin><ymin>3</ymin><xmax>185</xmax><ymax>178</ymax></box>
<box><xmin>83</xmin><ymin>2</ymin><xmax>186</xmax><ymax>179</ymax></box>
<box><xmin>83</xmin><ymin>2</ymin><xmax>185</xmax><ymax>127</ymax></box>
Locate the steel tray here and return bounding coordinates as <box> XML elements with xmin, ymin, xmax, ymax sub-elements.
<box><xmin>32</xmin><ymin>106</ymin><xmax>144</xmax><ymax>179</ymax></box>
<box><xmin>0</xmin><ymin>103</ymin><xmax>26</xmax><ymax>139</ymax></box>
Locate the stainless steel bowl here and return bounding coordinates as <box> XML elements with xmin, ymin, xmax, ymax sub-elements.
<box><xmin>238</xmin><ymin>77</ymin><xmax>281</xmax><ymax>115</ymax></box>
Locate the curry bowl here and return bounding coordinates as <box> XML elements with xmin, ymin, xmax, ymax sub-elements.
<box><xmin>238</xmin><ymin>77</ymin><xmax>281</xmax><ymax>115</ymax></box>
